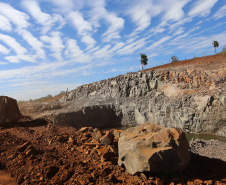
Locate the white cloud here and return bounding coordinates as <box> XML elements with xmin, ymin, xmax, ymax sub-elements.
<box><xmin>22</xmin><ymin>0</ymin><xmax>64</xmax><ymax>33</ymax></box>
<box><xmin>0</xmin><ymin>61</ymin><xmax>8</xmax><ymax>65</ymax></box>
<box><xmin>0</xmin><ymin>15</ymin><xmax>12</xmax><ymax>31</ymax></box>
<box><xmin>109</xmin><ymin>42</ymin><xmax>125</xmax><ymax>53</ymax></box>
<box><xmin>188</xmin><ymin>0</ymin><xmax>218</xmax><ymax>17</ymax></box>
<box><xmin>0</xmin><ymin>44</ymin><xmax>10</xmax><ymax>54</ymax></box>
<box><xmin>125</xmin><ymin>0</ymin><xmax>154</xmax><ymax>32</ymax></box>
<box><xmin>0</xmin><ymin>2</ymin><xmax>30</xmax><ymax>29</ymax></box>
<box><xmin>89</xmin><ymin>0</ymin><xmax>124</xmax><ymax>42</ymax></box>
<box><xmin>213</xmin><ymin>5</ymin><xmax>226</xmax><ymax>19</ymax></box>
<box><xmin>126</xmin><ymin>0</ymin><xmax>190</xmax><ymax>34</ymax></box>
<box><xmin>46</xmin><ymin>0</ymin><xmax>75</xmax><ymax>12</ymax></box>
<box><xmin>64</xmin><ymin>39</ymin><xmax>90</xmax><ymax>63</ymax></box>
<box><xmin>173</xmin><ymin>28</ymin><xmax>185</xmax><ymax>36</ymax></box>
<box><xmin>68</xmin><ymin>11</ymin><xmax>92</xmax><ymax>35</ymax></box>
<box><xmin>0</xmin><ymin>61</ymin><xmax>69</xmax><ymax>80</ymax></box>
<box><xmin>81</xmin><ymin>35</ymin><xmax>96</xmax><ymax>49</ymax></box>
<box><xmin>161</xmin><ymin>0</ymin><xmax>190</xmax><ymax>22</ymax></box>
<box><xmin>68</xmin><ymin>11</ymin><xmax>95</xmax><ymax>48</ymax></box>
<box><xmin>5</xmin><ymin>81</ymin><xmax>81</xmax><ymax>101</ymax></box>
<box><xmin>146</xmin><ymin>36</ymin><xmax>171</xmax><ymax>50</ymax></box>
<box><xmin>102</xmin><ymin>13</ymin><xmax>124</xmax><ymax>42</ymax></box>
<box><xmin>18</xmin><ymin>29</ymin><xmax>45</xmax><ymax>59</ymax></box>
<box><xmin>0</xmin><ymin>33</ymin><xmax>27</xmax><ymax>55</ymax></box>
<box><xmin>40</xmin><ymin>32</ymin><xmax>64</xmax><ymax>60</ymax></box>
<box><xmin>117</xmin><ymin>37</ymin><xmax>149</xmax><ymax>55</ymax></box>
<box><xmin>93</xmin><ymin>44</ymin><xmax>111</xmax><ymax>59</ymax></box>
<box><xmin>87</xmin><ymin>46</ymin><xmax>100</xmax><ymax>53</ymax></box>
<box><xmin>169</xmin><ymin>17</ymin><xmax>192</xmax><ymax>31</ymax></box>
<box><xmin>5</xmin><ymin>55</ymin><xmax>35</xmax><ymax>63</ymax></box>
<box><xmin>170</xmin><ymin>32</ymin><xmax>226</xmax><ymax>54</ymax></box>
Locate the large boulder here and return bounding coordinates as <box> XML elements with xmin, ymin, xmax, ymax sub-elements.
<box><xmin>0</xmin><ymin>96</ymin><xmax>22</xmax><ymax>125</ymax></box>
<box><xmin>118</xmin><ymin>123</ymin><xmax>190</xmax><ymax>175</ymax></box>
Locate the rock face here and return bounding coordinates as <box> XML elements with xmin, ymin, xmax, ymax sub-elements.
<box><xmin>18</xmin><ymin>54</ymin><xmax>226</xmax><ymax>136</ymax></box>
<box><xmin>0</xmin><ymin>96</ymin><xmax>22</xmax><ymax>125</ymax></box>
<box><xmin>118</xmin><ymin>123</ymin><xmax>190</xmax><ymax>175</ymax></box>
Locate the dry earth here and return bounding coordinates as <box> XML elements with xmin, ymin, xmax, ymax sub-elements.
<box><xmin>0</xmin><ymin>117</ymin><xmax>226</xmax><ymax>185</ymax></box>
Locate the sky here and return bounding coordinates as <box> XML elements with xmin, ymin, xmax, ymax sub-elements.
<box><xmin>0</xmin><ymin>0</ymin><xmax>226</xmax><ymax>101</ymax></box>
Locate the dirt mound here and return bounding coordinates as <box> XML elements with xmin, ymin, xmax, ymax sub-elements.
<box><xmin>0</xmin><ymin>118</ymin><xmax>226</xmax><ymax>184</ymax></box>
<box><xmin>144</xmin><ymin>53</ymin><xmax>226</xmax><ymax>71</ymax></box>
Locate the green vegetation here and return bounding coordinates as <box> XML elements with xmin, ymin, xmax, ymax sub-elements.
<box><xmin>217</xmin><ymin>45</ymin><xmax>226</xmax><ymax>55</ymax></box>
<box><xmin>217</xmin><ymin>51</ymin><xmax>226</xmax><ymax>55</ymax></box>
<box><xmin>26</xmin><ymin>91</ymin><xmax>66</xmax><ymax>102</ymax></box>
<box><xmin>212</xmin><ymin>40</ymin><xmax>219</xmax><ymax>54</ymax></box>
<box><xmin>140</xmin><ymin>53</ymin><xmax>148</xmax><ymax>70</ymax></box>
<box><xmin>171</xmin><ymin>56</ymin><xmax>179</xmax><ymax>63</ymax></box>
<box><xmin>30</xmin><ymin>94</ymin><xmax>53</xmax><ymax>102</ymax></box>
<box><xmin>59</xmin><ymin>91</ymin><xmax>66</xmax><ymax>95</ymax></box>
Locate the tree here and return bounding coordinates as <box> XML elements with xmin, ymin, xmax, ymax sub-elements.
<box><xmin>171</xmin><ymin>56</ymin><xmax>179</xmax><ymax>63</ymax></box>
<box><xmin>212</xmin><ymin>40</ymin><xmax>219</xmax><ymax>54</ymax></box>
<box><xmin>140</xmin><ymin>53</ymin><xmax>148</xmax><ymax>70</ymax></box>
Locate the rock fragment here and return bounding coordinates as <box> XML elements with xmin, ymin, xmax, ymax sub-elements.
<box><xmin>100</xmin><ymin>131</ymin><xmax>114</xmax><ymax>145</ymax></box>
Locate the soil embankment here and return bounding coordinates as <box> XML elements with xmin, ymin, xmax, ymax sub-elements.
<box><xmin>0</xmin><ymin>117</ymin><xmax>226</xmax><ymax>185</ymax></box>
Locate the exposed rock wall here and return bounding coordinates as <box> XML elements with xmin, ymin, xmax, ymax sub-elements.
<box><xmin>57</xmin><ymin>66</ymin><xmax>226</xmax><ymax>136</ymax></box>
<box><xmin>19</xmin><ymin>57</ymin><xmax>226</xmax><ymax>136</ymax></box>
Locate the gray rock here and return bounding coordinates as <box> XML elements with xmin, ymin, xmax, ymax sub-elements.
<box><xmin>118</xmin><ymin>123</ymin><xmax>190</xmax><ymax>175</ymax></box>
<box><xmin>18</xmin><ymin>66</ymin><xmax>226</xmax><ymax>136</ymax></box>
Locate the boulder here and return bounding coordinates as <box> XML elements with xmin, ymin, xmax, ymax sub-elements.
<box><xmin>0</xmin><ymin>96</ymin><xmax>22</xmax><ymax>125</ymax></box>
<box><xmin>118</xmin><ymin>123</ymin><xmax>190</xmax><ymax>175</ymax></box>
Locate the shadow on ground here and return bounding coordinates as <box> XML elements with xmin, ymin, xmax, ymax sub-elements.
<box><xmin>0</xmin><ymin>116</ymin><xmax>49</xmax><ymax>129</ymax></box>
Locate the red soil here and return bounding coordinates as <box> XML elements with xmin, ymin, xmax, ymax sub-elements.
<box><xmin>0</xmin><ymin>117</ymin><xmax>226</xmax><ymax>185</ymax></box>
<box><xmin>144</xmin><ymin>54</ymin><xmax>226</xmax><ymax>71</ymax></box>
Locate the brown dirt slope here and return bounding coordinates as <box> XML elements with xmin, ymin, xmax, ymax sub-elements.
<box><xmin>144</xmin><ymin>53</ymin><xmax>226</xmax><ymax>71</ymax></box>
<box><xmin>44</xmin><ymin>94</ymin><xmax>65</xmax><ymax>102</ymax></box>
<box><xmin>0</xmin><ymin>117</ymin><xmax>226</xmax><ymax>185</ymax></box>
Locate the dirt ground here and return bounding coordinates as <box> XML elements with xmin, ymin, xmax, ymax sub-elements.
<box><xmin>144</xmin><ymin>53</ymin><xmax>226</xmax><ymax>71</ymax></box>
<box><xmin>0</xmin><ymin>117</ymin><xmax>226</xmax><ymax>185</ymax></box>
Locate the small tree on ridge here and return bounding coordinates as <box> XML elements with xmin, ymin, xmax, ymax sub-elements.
<box><xmin>140</xmin><ymin>53</ymin><xmax>148</xmax><ymax>70</ymax></box>
<box><xmin>171</xmin><ymin>56</ymin><xmax>179</xmax><ymax>63</ymax></box>
<box><xmin>212</xmin><ymin>40</ymin><xmax>219</xmax><ymax>54</ymax></box>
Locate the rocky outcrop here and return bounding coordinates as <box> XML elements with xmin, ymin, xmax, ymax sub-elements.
<box><xmin>118</xmin><ymin>123</ymin><xmax>190</xmax><ymax>175</ymax></box>
<box><xmin>0</xmin><ymin>96</ymin><xmax>22</xmax><ymax>125</ymax></box>
<box><xmin>18</xmin><ymin>55</ymin><xmax>226</xmax><ymax>136</ymax></box>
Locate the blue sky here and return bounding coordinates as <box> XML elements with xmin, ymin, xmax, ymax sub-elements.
<box><xmin>0</xmin><ymin>0</ymin><xmax>226</xmax><ymax>100</ymax></box>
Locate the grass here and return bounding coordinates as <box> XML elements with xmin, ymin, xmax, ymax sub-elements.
<box><xmin>217</xmin><ymin>50</ymin><xmax>226</xmax><ymax>55</ymax></box>
<box><xmin>18</xmin><ymin>93</ymin><xmax>66</xmax><ymax>103</ymax></box>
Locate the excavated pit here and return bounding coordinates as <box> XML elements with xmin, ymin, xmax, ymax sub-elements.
<box><xmin>49</xmin><ymin>104</ymin><xmax>123</xmax><ymax>129</ymax></box>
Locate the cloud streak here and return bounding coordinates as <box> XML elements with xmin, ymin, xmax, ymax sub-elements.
<box><xmin>0</xmin><ymin>2</ymin><xmax>30</xmax><ymax>29</ymax></box>
<box><xmin>22</xmin><ymin>0</ymin><xmax>64</xmax><ymax>33</ymax></box>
